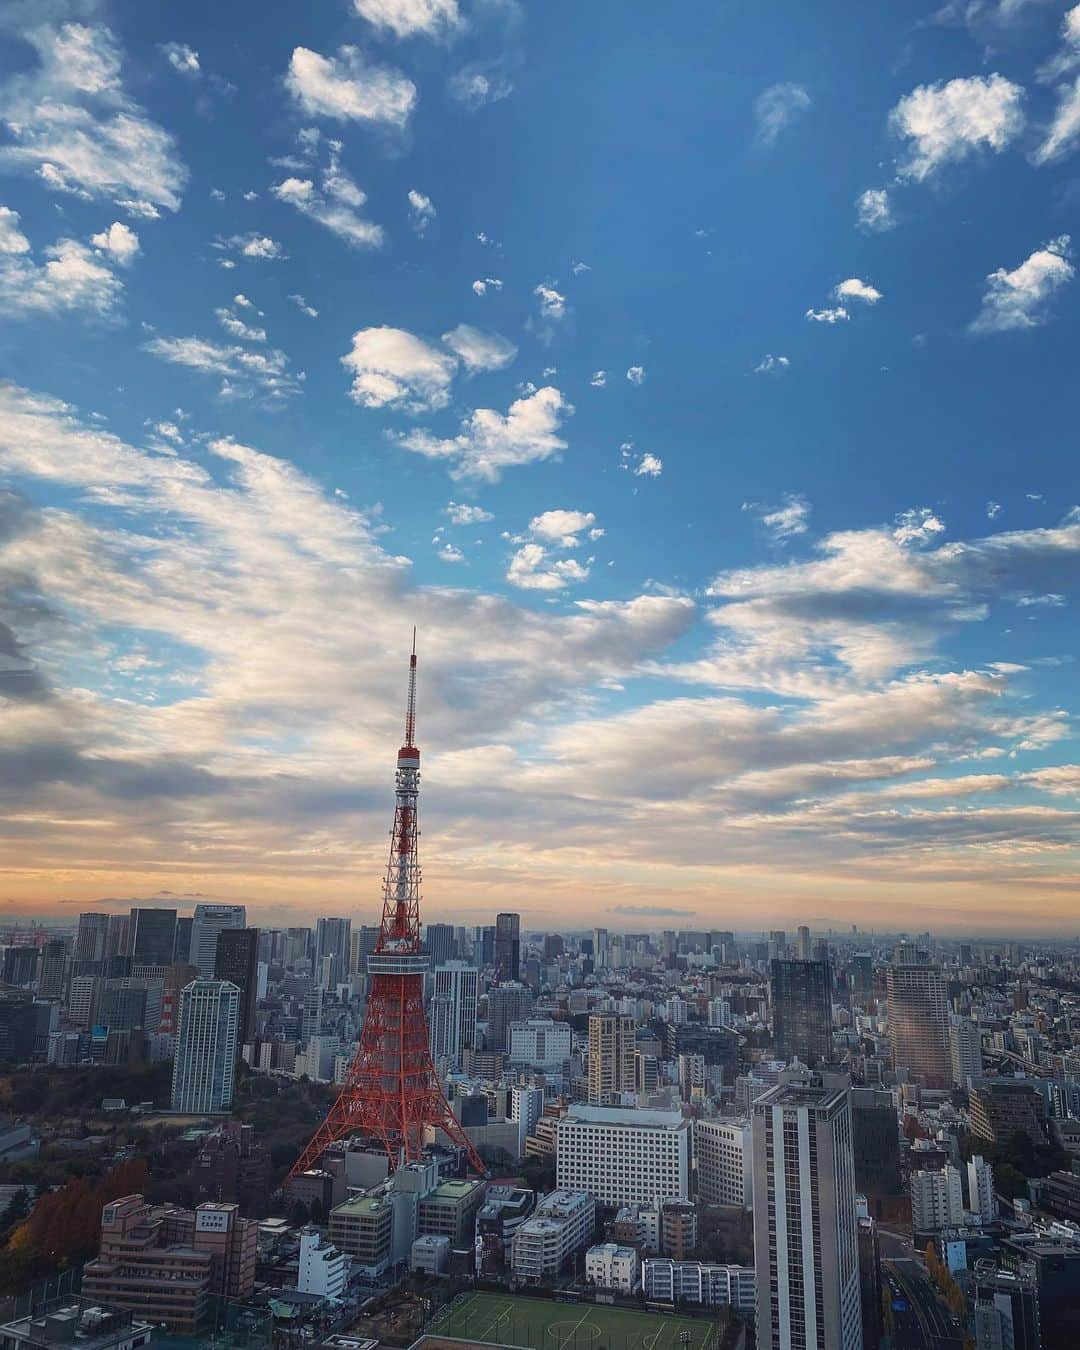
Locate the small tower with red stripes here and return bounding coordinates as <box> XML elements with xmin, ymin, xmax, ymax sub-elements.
<box><xmin>290</xmin><ymin>635</ymin><xmax>485</xmax><ymax>1178</ymax></box>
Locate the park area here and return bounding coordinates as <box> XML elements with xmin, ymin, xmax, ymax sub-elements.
<box><xmin>422</xmin><ymin>1292</ymin><xmax>730</xmax><ymax>1350</ymax></box>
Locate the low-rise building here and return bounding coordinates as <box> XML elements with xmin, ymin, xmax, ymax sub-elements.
<box><xmin>329</xmin><ymin>1194</ymin><xmax>393</xmax><ymax>1278</ymax></box>
<box><xmin>0</xmin><ymin>1301</ymin><xmax>153</xmax><ymax>1350</ymax></box>
<box><xmin>585</xmin><ymin>1242</ymin><xmax>639</xmax><ymax>1293</ymax></box>
<box><xmin>643</xmin><ymin>1259</ymin><xmax>755</xmax><ymax>1312</ymax></box>
<box><xmin>297</xmin><ymin>1226</ymin><xmax>347</xmax><ymax>1300</ymax></box>
<box><xmin>510</xmin><ymin>1190</ymin><xmax>595</xmax><ymax>1283</ymax></box>
<box><xmin>411</xmin><ymin>1233</ymin><xmax>451</xmax><ymax>1276</ymax></box>
<box><xmin>417</xmin><ymin>1178</ymin><xmax>486</xmax><ymax>1247</ymax></box>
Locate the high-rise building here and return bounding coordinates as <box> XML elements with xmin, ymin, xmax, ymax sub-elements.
<box><xmin>486</xmin><ymin>981</ymin><xmax>534</xmax><ymax>1051</ymax></box>
<box><xmin>1</xmin><ymin>947</ymin><xmax>37</xmax><ymax>987</ymax></box>
<box><xmin>213</xmin><ymin>928</ymin><xmax>260</xmax><ymax>1044</ymax></box>
<box><xmin>508</xmin><ymin>1019</ymin><xmax>572</xmax><ymax>1080</ymax></box>
<box><xmin>752</xmin><ymin>1080</ymin><xmax>862</xmax><ymax>1350</ymax></box>
<box><xmin>494</xmin><ymin>913</ymin><xmax>520</xmax><ymax>982</ymax></box>
<box><xmin>588</xmin><ymin>1012</ymin><xmax>635</xmax><ymax>1105</ymax></box>
<box><xmin>771</xmin><ymin>958</ymin><xmax>834</xmax><ymax>1066</ymax></box>
<box><xmin>768</xmin><ymin>929</ymin><xmax>787</xmax><ymax>960</ymax></box>
<box><xmin>557</xmin><ymin>1106</ymin><xmax>692</xmax><ymax>1206</ymax></box>
<box><xmin>314</xmin><ymin>917</ymin><xmax>351</xmax><ymax>989</ymax></box>
<box><xmin>75</xmin><ymin>912</ymin><xmax>109</xmax><ymax>968</ymax></box>
<box><xmin>171</xmin><ymin>980</ymin><xmax>240</xmax><ymax>1113</ymax></box>
<box><xmin>66</xmin><ymin>974</ymin><xmax>101</xmax><ymax>1031</ymax></box>
<box><xmin>593</xmin><ymin>927</ymin><xmax>609</xmax><ymax>970</ymax></box>
<box><xmin>430</xmin><ymin>961</ymin><xmax>478</xmax><ymax>1066</ymax></box>
<box><xmin>425</xmin><ymin>923</ymin><xmax>455</xmax><ymax>969</ymax></box>
<box><xmin>128</xmin><ymin>908</ymin><xmax>176</xmax><ymax>967</ymax></box>
<box><xmin>796</xmin><ymin>925</ymin><xmax>812</xmax><ymax>960</ymax></box>
<box><xmin>911</xmin><ymin>1166</ymin><xmax>964</xmax><ymax>1233</ymax></box>
<box><xmin>694</xmin><ymin>1117</ymin><xmax>752</xmax><ymax>1209</ymax></box>
<box><xmin>973</xmin><ymin>1264</ymin><xmax>1041</xmax><ymax>1350</ymax></box>
<box><xmin>968</xmin><ymin>1155</ymin><xmax>996</xmax><ymax>1223</ymax></box>
<box><xmin>886</xmin><ymin>962</ymin><xmax>951</xmax><ymax>1086</ymax></box>
<box><xmin>105</xmin><ymin>913</ymin><xmax>130</xmax><ymax>960</ymax></box>
<box><xmin>36</xmin><ymin>939</ymin><xmax>68</xmax><ymax>999</ymax></box>
<box><xmin>172</xmin><ymin>916</ymin><xmax>193</xmax><ymax>964</ymax></box>
<box><xmin>189</xmin><ymin>905</ymin><xmax>247</xmax><ymax>979</ymax></box>
<box><xmin>473</xmin><ymin>925</ymin><xmax>495</xmax><ymax>969</ymax></box>
<box><xmin>950</xmin><ymin>1015</ymin><xmax>984</xmax><ymax>1089</ymax></box>
<box><xmin>970</xmin><ymin>1082</ymin><xmax>1047</xmax><ymax>1147</ymax></box>
<box><xmin>351</xmin><ymin>924</ymin><xmax>379</xmax><ymax>975</ymax></box>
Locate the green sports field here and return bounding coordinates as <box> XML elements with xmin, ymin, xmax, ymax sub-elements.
<box><xmin>425</xmin><ymin>1292</ymin><xmax>726</xmax><ymax>1350</ymax></box>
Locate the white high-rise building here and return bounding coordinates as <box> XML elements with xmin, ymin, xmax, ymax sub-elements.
<box><xmin>430</xmin><ymin>961</ymin><xmax>478</xmax><ymax>1065</ymax></box>
<box><xmin>509</xmin><ymin>1019</ymin><xmax>572</xmax><ymax>1077</ymax></box>
<box><xmin>694</xmin><ymin>1117</ymin><xmax>752</xmax><ymax>1209</ymax></box>
<box><xmin>190</xmin><ymin>904</ymin><xmax>247</xmax><ymax>978</ymax></box>
<box><xmin>557</xmin><ymin>1105</ymin><xmax>691</xmax><ymax>1206</ymax></box>
<box><xmin>911</xmin><ymin>1166</ymin><xmax>965</xmax><ymax>1233</ymax></box>
<box><xmin>171</xmin><ymin>979</ymin><xmax>240</xmax><ymax>1113</ymax></box>
<box><xmin>511</xmin><ymin>1084</ymin><xmax>545</xmax><ymax>1157</ymax></box>
<box><xmin>511</xmin><ymin>1191</ymin><xmax>595</xmax><ymax>1282</ymax></box>
<box><xmin>950</xmin><ymin>1016</ymin><xmax>984</xmax><ymax>1090</ymax></box>
<box><xmin>752</xmin><ymin>1081</ymin><xmax>862</xmax><ymax>1350</ymax></box>
<box><xmin>708</xmin><ymin>998</ymin><xmax>732</xmax><ymax>1028</ymax></box>
<box><xmin>297</xmin><ymin>1226</ymin><xmax>347</xmax><ymax>1299</ymax></box>
<box><xmin>967</xmin><ymin>1156</ymin><xmax>996</xmax><ymax>1223</ymax></box>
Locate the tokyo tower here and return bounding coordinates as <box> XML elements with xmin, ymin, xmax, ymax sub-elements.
<box><xmin>290</xmin><ymin>636</ymin><xmax>485</xmax><ymax>1178</ymax></box>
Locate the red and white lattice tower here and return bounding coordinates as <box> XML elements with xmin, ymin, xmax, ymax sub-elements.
<box><xmin>290</xmin><ymin>636</ymin><xmax>485</xmax><ymax>1178</ymax></box>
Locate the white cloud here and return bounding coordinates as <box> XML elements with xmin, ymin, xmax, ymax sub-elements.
<box><xmin>754</xmin><ymin>354</ymin><xmax>790</xmax><ymax>374</ymax></box>
<box><xmin>437</xmin><ymin>542</ymin><xmax>465</xmax><ymax>563</ymax></box>
<box><xmin>590</xmin><ymin>370</ymin><xmax>608</xmax><ymax>388</ymax></box>
<box><xmin>1016</xmin><ymin>592</ymin><xmax>1065</xmax><ymax>607</ymax></box>
<box><xmin>89</xmin><ymin>221</ymin><xmax>140</xmax><ymax>265</ymax></box>
<box><xmin>440</xmin><ymin>324</ymin><xmax>517</xmax><ymax>372</ymax></box>
<box><xmin>534</xmin><ymin>284</ymin><xmax>567</xmax><ymax>322</ymax></box>
<box><xmin>890</xmin><ymin>73</ymin><xmax>1025</xmax><ymax>181</ymax></box>
<box><xmin>893</xmin><ymin>507</ymin><xmax>945</xmax><ymax>545</ymax></box>
<box><xmin>805</xmin><ymin>306</ymin><xmax>848</xmax><ymax>323</ymax></box>
<box><xmin>633</xmin><ymin>452</ymin><xmax>663</xmax><ymax>477</ymax></box>
<box><xmin>289</xmin><ymin>293</ymin><xmax>319</xmax><ymax>318</ymax></box>
<box><xmin>215</xmin><ymin>306</ymin><xmax>267</xmax><ymax>342</ymax></box>
<box><xmin>342</xmin><ymin>326</ymin><xmax>458</xmax><ymax>410</ymax></box>
<box><xmin>161</xmin><ymin>43</ymin><xmax>200</xmax><ymax>76</ymax></box>
<box><xmin>987</xmin><ymin>501</ymin><xmax>1002</xmax><ymax>519</ymax></box>
<box><xmin>144</xmin><ymin>336</ymin><xmax>302</xmax><ymax>401</ymax></box>
<box><xmin>0</xmin><ymin>207</ymin><xmax>31</xmax><ymax>255</ymax></box>
<box><xmin>969</xmin><ymin>235</ymin><xmax>1074</xmax><ymax>333</ymax></box>
<box><xmin>835</xmin><ymin>277</ymin><xmax>882</xmax><ymax>304</ymax></box>
<box><xmin>626</xmin><ymin>365</ymin><xmax>646</xmax><ymax>385</ymax></box>
<box><xmin>399</xmin><ymin>386</ymin><xmax>573</xmax><ymax>481</ymax></box>
<box><xmin>0</xmin><ymin>231</ymin><xmax>124</xmax><ymax>318</ymax></box>
<box><xmin>444</xmin><ymin>502</ymin><xmax>493</xmax><ymax>525</ymax></box>
<box><xmin>754</xmin><ymin>82</ymin><xmax>812</xmax><ymax>147</ymax></box>
<box><xmin>353</xmin><ymin>0</ymin><xmax>460</xmax><ymax>38</ymax></box>
<box><xmin>856</xmin><ymin>187</ymin><xmax>895</xmax><ymax>232</ymax></box>
<box><xmin>757</xmin><ymin>495</ymin><xmax>810</xmax><ymax>541</ymax></box>
<box><xmin>285</xmin><ymin>46</ymin><xmax>416</xmax><ymax>127</ymax></box>
<box><xmin>507</xmin><ymin>543</ymin><xmax>591</xmax><ymax>591</ymax></box>
<box><xmin>449</xmin><ymin>66</ymin><xmax>514</xmax><ymax>109</ymax></box>
<box><xmin>529</xmin><ymin>509</ymin><xmax>597</xmax><ymax>546</ymax></box>
<box><xmin>219</xmin><ymin>233</ymin><xmax>286</xmax><ymax>261</ymax></box>
<box><xmin>272</xmin><ymin>165</ymin><xmax>383</xmax><ymax>249</ymax></box>
<box><xmin>408</xmin><ymin>188</ymin><xmax>436</xmax><ymax>235</ymax></box>
<box><xmin>472</xmin><ymin>278</ymin><xmax>502</xmax><ymax>296</ymax></box>
<box><xmin>1032</xmin><ymin>75</ymin><xmax>1080</xmax><ymax>164</ymax></box>
<box><xmin>0</xmin><ymin>23</ymin><xmax>187</xmax><ymax>213</ymax></box>
<box><xmin>1037</xmin><ymin>3</ymin><xmax>1080</xmax><ymax>83</ymax></box>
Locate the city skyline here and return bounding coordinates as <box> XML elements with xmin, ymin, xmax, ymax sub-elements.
<box><xmin>1</xmin><ymin>1</ymin><xmax>1078</xmax><ymax>934</ymax></box>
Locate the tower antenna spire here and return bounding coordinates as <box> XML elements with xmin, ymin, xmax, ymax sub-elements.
<box><xmin>404</xmin><ymin>627</ymin><xmax>417</xmax><ymax>751</ymax></box>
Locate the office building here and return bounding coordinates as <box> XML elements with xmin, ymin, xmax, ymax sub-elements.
<box><xmin>75</xmin><ymin>912</ymin><xmax>109</xmax><ymax>968</ymax></box>
<box><xmin>189</xmin><ymin>1121</ymin><xmax>272</xmax><ymax>1217</ymax></box>
<box><xmin>417</xmin><ymin>1178</ymin><xmax>485</xmax><ymax>1247</ymax></box>
<box><xmin>431</xmin><ymin>961</ymin><xmax>478</xmax><ymax>1065</ymax></box>
<box><xmin>593</xmin><ymin>927</ymin><xmax>609</xmax><ymax>969</ymax></box>
<box><xmin>314</xmin><ymin>917</ymin><xmax>351</xmax><ymax>989</ymax></box>
<box><xmin>128</xmin><ymin>908</ymin><xmax>176</xmax><ymax>968</ymax></box>
<box><xmin>425</xmin><ymin>923</ymin><xmax>455</xmax><ymax>968</ymax></box>
<box><xmin>660</xmin><ymin>1198</ymin><xmax>696</xmax><ymax>1259</ymax></box>
<box><xmin>105</xmin><ymin>913</ymin><xmax>130</xmax><ymax>960</ymax></box>
<box><xmin>968</xmin><ymin>1155</ymin><xmax>995</xmax><ymax>1223</ymax></box>
<box><xmin>752</xmin><ymin>1080</ymin><xmax>862</xmax><ymax>1350</ymax></box>
<box><xmin>0</xmin><ymin>1300</ymin><xmax>154</xmax><ymax>1350</ymax></box>
<box><xmin>857</xmin><ymin>1214</ymin><xmax>884</xmax><ymax>1350</ymax></box>
<box><xmin>36</xmin><ymin>940</ymin><xmax>67</xmax><ymax>1000</ymax></box>
<box><xmin>973</xmin><ymin>1264</ymin><xmax>1041</xmax><ymax>1350</ymax></box>
<box><xmin>171</xmin><ymin>980</ymin><xmax>240</xmax><ymax>1114</ymax></box>
<box><xmin>1</xmin><ymin>947</ymin><xmax>37</xmax><ymax>987</ymax></box>
<box><xmin>511</xmin><ymin>1190</ymin><xmax>595</xmax><ymax>1282</ymax></box>
<box><xmin>851</xmin><ymin>1088</ymin><xmax>902</xmax><ymax>1202</ymax></box>
<box><xmin>329</xmin><ymin>1195</ymin><xmax>393</xmax><ymax>1277</ymax></box>
<box><xmin>510</xmin><ymin>1084</ymin><xmax>545</xmax><ymax>1156</ymax></box>
<box><xmin>585</xmin><ymin>1243</ymin><xmax>639</xmax><ymax>1293</ymax></box>
<box><xmin>172</xmin><ymin>916</ymin><xmax>193</xmax><ymax>965</ymax></box>
<box><xmin>486</xmin><ymin>981</ymin><xmax>534</xmax><ymax>1050</ymax></box>
<box><xmin>213</xmin><ymin>928</ymin><xmax>259</xmax><ymax>1044</ymax></box>
<box><xmin>694</xmin><ymin>1117</ymin><xmax>752</xmax><ymax>1209</ymax></box>
<box><xmin>494</xmin><ymin>912</ymin><xmax>521</xmax><ymax>982</ymax></box>
<box><xmin>796</xmin><ymin>925</ymin><xmax>812</xmax><ymax>960</ymax></box>
<box><xmin>473</xmin><ymin>924</ymin><xmax>495</xmax><ymax>969</ymax></box>
<box><xmin>771</xmin><ymin>958</ymin><xmax>834</xmax><ymax>1066</ymax></box>
<box><xmin>643</xmin><ymin>1260</ymin><xmax>755</xmax><ymax>1312</ymax></box>
<box><xmin>189</xmin><ymin>904</ymin><xmax>246</xmax><ymax>978</ymax></box>
<box><xmin>296</xmin><ymin>1226</ymin><xmax>347</xmax><ymax>1300</ymax></box>
<box><xmin>557</xmin><ymin>1105</ymin><xmax>692</xmax><ymax>1206</ymax></box>
<box><xmin>950</xmin><ymin>1016</ymin><xmax>984</xmax><ymax>1090</ymax></box>
<box><xmin>970</xmin><ymin>1082</ymin><xmax>1047</xmax><ymax>1148</ymax></box>
<box><xmin>911</xmin><ymin>1166</ymin><xmax>964</xmax><ymax>1233</ymax></box>
<box><xmin>509</xmin><ymin>1018</ymin><xmax>571</xmax><ymax>1078</ymax></box>
<box><xmin>886</xmin><ymin>962</ymin><xmax>951</xmax><ymax>1086</ymax></box>
<box><xmin>588</xmin><ymin>1012</ymin><xmax>636</xmax><ymax>1105</ymax></box>
<box><xmin>66</xmin><ymin>975</ymin><xmax>100</xmax><ymax>1031</ymax></box>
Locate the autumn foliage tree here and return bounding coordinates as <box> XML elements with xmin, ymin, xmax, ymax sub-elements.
<box><xmin>7</xmin><ymin>1158</ymin><xmax>150</xmax><ymax>1266</ymax></box>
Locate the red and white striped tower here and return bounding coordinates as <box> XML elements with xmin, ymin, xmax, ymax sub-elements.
<box><xmin>290</xmin><ymin>635</ymin><xmax>485</xmax><ymax>1177</ymax></box>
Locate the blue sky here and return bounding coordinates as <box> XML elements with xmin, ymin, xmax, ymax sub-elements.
<box><xmin>0</xmin><ymin>0</ymin><xmax>1077</xmax><ymax>933</ymax></box>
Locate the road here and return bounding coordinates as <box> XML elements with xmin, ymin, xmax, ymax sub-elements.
<box><xmin>884</xmin><ymin>1257</ymin><xmax>963</xmax><ymax>1350</ymax></box>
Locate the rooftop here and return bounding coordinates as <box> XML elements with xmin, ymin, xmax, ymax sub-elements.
<box><xmin>562</xmin><ymin>1105</ymin><xmax>686</xmax><ymax>1130</ymax></box>
<box><xmin>331</xmin><ymin>1195</ymin><xmax>389</xmax><ymax>1218</ymax></box>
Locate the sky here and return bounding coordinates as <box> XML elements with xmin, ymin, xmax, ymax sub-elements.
<box><xmin>0</xmin><ymin>0</ymin><xmax>1078</xmax><ymax>937</ymax></box>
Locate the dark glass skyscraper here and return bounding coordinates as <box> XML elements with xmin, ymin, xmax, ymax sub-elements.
<box><xmin>770</xmin><ymin>958</ymin><xmax>834</xmax><ymax>1066</ymax></box>
<box><xmin>214</xmin><ymin>928</ymin><xmax>260</xmax><ymax>1044</ymax></box>
<box><xmin>494</xmin><ymin>912</ymin><xmax>520</xmax><ymax>982</ymax></box>
<box><xmin>128</xmin><ymin>908</ymin><xmax>177</xmax><ymax>967</ymax></box>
